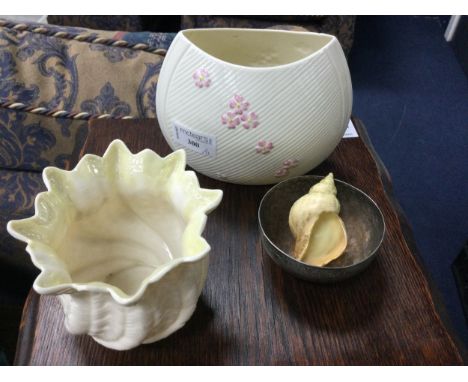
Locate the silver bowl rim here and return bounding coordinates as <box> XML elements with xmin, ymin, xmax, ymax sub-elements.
<box><xmin>258</xmin><ymin>175</ymin><xmax>386</xmax><ymax>271</ymax></box>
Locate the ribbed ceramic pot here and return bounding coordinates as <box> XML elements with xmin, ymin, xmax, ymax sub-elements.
<box><xmin>7</xmin><ymin>140</ymin><xmax>223</xmax><ymax>350</ymax></box>
<box><xmin>156</xmin><ymin>28</ymin><xmax>352</xmax><ymax>185</ymax></box>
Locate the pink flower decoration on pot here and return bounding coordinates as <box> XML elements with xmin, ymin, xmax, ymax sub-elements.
<box><xmin>221</xmin><ymin>111</ymin><xmax>241</xmax><ymax>129</ymax></box>
<box><xmin>222</xmin><ymin>93</ymin><xmax>259</xmax><ymax>130</ymax></box>
<box><xmin>192</xmin><ymin>68</ymin><xmax>211</xmax><ymax>88</ymax></box>
<box><xmin>229</xmin><ymin>94</ymin><xmax>250</xmax><ymax>115</ymax></box>
<box><xmin>256</xmin><ymin>140</ymin><xmax>273</xmax><ymax>154</ymax></box>
<box><xmin>240</xmin><ymin>112</ymin><xmax>259</xmax><ymax>129</ymax></box>
<box><xmin>275</xmin><ymin>168</ymin><xmax>288</xmax><ymax>177</ymax></box>
<box><xmin>274</xmin><ymin>158</ymin><xmax>299</xmax><ymax>178</ymax></box>
<box><xmin>282</xmin><ymin>159</ymin><xmax>299</xmax><ymax>169</ymax></box>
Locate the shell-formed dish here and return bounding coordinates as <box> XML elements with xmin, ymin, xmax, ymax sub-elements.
<box><xmin>7</xmin><ymin>140</ymin><xmax>223</xmax><ymax>350</ymax></box>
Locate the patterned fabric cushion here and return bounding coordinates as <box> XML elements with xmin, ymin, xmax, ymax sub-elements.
<box><xmin>0</xmin><ymin>19</ymin><xmax>174</xmax><ymax>270</ymax></box>
<box><xmin>0</xmin><ymin>19</ymin><xmax>175</xmax><ymax>171</ymax></box>
<box><xmin>0</xmin><ymin>21</ymin><xmax>173</xmax><ymax>120</ymax></box>
<box><xmin>0</xmin><ymin>169</ymin><xmax>45</xmax><ymax>261</ymax></box>
<box><xmin>0</xmin><ymin>108</ymin><xmax>88</xmax><ymax>171</ymax></box>
<box><xmin>0</xmin><ymin>169</ymin><xmax>44</xmax><ymax>219</ymax></box>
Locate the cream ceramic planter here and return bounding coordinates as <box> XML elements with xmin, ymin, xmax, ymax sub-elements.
<box><xmin>156</xmin><ymin>28</ymin><xmax>352</xmax><ymax>185</ymax></box>
<box><xmin>7</xmin><ymin>140</ymin><xmax>222</xmax><ymax>350</ymax></box>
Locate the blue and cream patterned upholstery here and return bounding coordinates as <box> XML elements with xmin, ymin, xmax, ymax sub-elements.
<box><xmin>0</xmin><ymin>19</ymin><xmax>175</xmax><ymax>270</ymax></box>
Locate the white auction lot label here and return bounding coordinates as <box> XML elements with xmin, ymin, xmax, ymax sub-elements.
<box><xmin>173</xmin><ymin>122</ymin><xmax>217</xmax><ymax>158</ymax></box>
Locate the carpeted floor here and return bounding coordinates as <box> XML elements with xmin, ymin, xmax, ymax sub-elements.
<box><xmin>348</xmin><ymin>16</ymin><xmax>468</xmax><ymax>349</ymax></box>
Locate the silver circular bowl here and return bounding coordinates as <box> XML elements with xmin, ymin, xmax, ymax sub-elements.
<box><xmin>258</xmin><ymin>175</ymin><xmax>385</xmax><ymax>283</ymax></box>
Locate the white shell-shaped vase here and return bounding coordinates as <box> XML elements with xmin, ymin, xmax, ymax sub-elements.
<box><xmin>156</xmin><ymin>28</ymin><xmax>352</xmax><ymax>185</ymax></box>
<box><xmin>7</xmin><ymin>140</ymin><xmax>223</xmax><ymax>350</ymax></box>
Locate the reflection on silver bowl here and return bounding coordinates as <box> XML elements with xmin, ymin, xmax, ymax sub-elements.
<box><xmin>258</xmin><ymin>176</ymin><xmax>385</xmax><ymax>283</ymax></box>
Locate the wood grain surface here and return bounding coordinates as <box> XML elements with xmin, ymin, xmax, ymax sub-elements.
<box><xmin>15</xmin><ymin>118</ymin><xmax>465</xmax><ymax>365</ymax></box>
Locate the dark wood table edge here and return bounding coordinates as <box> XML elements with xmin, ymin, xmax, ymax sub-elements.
<box><xmin>14</xmin><ymin>117</ymin><xmax>467</xmax><ymax>365</ymax></box>
<box><xmin>352</xmin><ymin>117</ymin><xmax>468</xmax><ymax>363</ymax></box>
<box><xmin>14</xmin><ymin>289</ymin><xmax>39</xmax><ymax>365</ymax></box>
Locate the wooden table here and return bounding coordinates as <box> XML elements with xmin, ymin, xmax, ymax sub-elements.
<box><xmin>15</xmin><ymin>118</ymin><xmax>466</xmax><ymax>365</ymax></box>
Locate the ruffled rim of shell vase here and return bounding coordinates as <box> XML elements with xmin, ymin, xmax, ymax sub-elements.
<box><xmin>7</xmin><ymin>140</ymin><xmax>223</xmax><ymax>306</ymax></box>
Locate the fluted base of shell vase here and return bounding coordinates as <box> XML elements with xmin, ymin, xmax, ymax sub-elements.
<box><xmin>59</xmin><ymin>257</ymin><xmax>208</xmax><ymax>351</ymax></box>
<box><xmin>90</xmin><ymin>304</ymin><xmax>198</xmax><ymax>350</ymax></box>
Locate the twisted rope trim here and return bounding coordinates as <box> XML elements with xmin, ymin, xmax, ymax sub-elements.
<box><xmin>0</xmin><ymin>19</ymin><xmax>167</xmax><ymax>56</ymax></box>
<box><xmin>0</xmin><ymin>100</ymin><xmax>135</xmax><ymax>120</ymax></box>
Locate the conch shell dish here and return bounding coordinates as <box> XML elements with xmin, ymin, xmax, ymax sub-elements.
<box><xmin>7</xmin><ymin>140</ymin><xmax>223</xmax><ymax>350</ymax></box>
<box><xmin>289</xmin><ymin>173</ymin><xmax>347</xmax><ymax>266</ymax></box>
